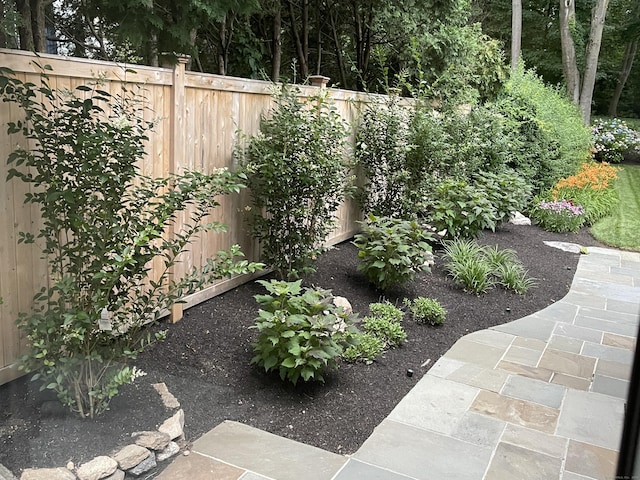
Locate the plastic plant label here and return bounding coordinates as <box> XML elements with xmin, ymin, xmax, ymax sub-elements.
<box><xmin>99</xmin><ymin>308</ymin><xmax>113</xmax><ymax>331</ymax></box>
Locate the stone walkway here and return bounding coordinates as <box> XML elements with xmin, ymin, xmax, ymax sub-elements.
<box><xmin>157</xmin><ymin>246</ymin><xmax>640</xmax><ymax>480</ymax></box>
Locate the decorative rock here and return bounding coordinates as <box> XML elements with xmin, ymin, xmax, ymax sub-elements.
<box><xmin>543</xmin><ymin>241</ymin><xmax>583</xmax><ymax>253</ymax></box>
<box><xmin>156</xmin><ymin>441</ymin><xmax>180</xmax><ymax>462</ymax></box>
<box><xmin>158</xmin><ymin>409</ymin><xmax>185</xmax><ymax>440</ymax></box>
<box><xmin>76</xmin><ymin>456</ymin><xmax>118</xmax><ymax>480</ymax></box>
<box><xmin>20</xmin><ymin>468</ymin><xmax>76</xmax><ymax>480</ymax></box>
<box><xmin>127</xmin><ymin>453</ymin><xmax>156</xmax><ymax>477</ymax></box>
<box><xmin>332</xmin><ymin>296</ymin><xmax>352</xmax><ymax>314</ymax></box>
<box><xmin>132</xmin><ymin>431</ymin><xmax>171</xmax><ymax>451</ymax></box>
<box><xmin>113</xmin><ymin>445</ymin><xmax>150</xmax><ymax>470</ymax></box>
<box><xmin>509</xmin><ymin>211</ymin><xmax>531</xmax><ymax>226</ymax></box>
<box><xmin>65</xmin><ymin>462</ymin><xmax>74</xmax><ymax>472</ymax></box>
<box><xmin>151</xmin><ymin>383</ymin><xmax>180</xmax><ymax>409</ymax></box>
<box><xmin>102</xmin><ymin>471</ymin><xmax>124</xmax><ymax>480</ymax></box>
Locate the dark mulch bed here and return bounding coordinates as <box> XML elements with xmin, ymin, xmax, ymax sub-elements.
<box><xmin>0</xmin><ymin>224</ymin><xmax>605</xmax><ymax>476</ymax></box>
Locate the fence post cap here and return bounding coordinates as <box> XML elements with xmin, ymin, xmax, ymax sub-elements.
<box><xmin>309</xmin><ymin>75</ymin><xmax>330</xmax><ymax>88</ymax></box>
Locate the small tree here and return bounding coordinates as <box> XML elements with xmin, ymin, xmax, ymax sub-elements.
<box><xmin>0</xmin><ymin>65</ymin><xmax>262</xmax><ymax>418</ymax></box>
<box><xmin>240</xmin><ymin>85</ymin><xmax>351</xmax><ymax>279</ymax></box>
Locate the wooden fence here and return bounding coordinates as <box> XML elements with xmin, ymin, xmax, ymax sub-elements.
<box><xmin>0</xmin><ymin>49</ymin><xmax>369</xmax><ymax>385</ymax></box>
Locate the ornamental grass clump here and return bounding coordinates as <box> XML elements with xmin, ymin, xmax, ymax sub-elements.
<box><xmin>592</xmin><ymin>118</ymin><xmax>640</xmax><ymax>163</ymax></box>
<box><xmin>530</xmin><ymin>199</ymin><xmax>586</xmax><ymax>233</ymax></box>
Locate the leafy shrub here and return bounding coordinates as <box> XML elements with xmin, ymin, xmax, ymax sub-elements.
<box><xmin>472</xmin><ymin>170</ymin><xmax>532</xmax><ymax>223</ymax></box>
<box><xmin>592</xmin><ymin>118</ymin><xmax>640</xmax><ymax>163</ymax></box>
<box><xmin>552</xmin><ymin>162</ymin><xmax>620</xmax><ymax>224</ymax></box>
<box><xmin>1</xmin><ymin>66</ymin><xmax>261</xmax><ymax>418</ymax></box>
<box><xmin>443</xmin><ymin>240</ymin><xmax>535</xmax><ymax>295</ymax></box>
<box><xmin>250</xmin><ymin>280</ymin><xmax>358</xmax><ymax>385</ymax></box>
<box><xmin>362</xmin><ymin>302</ymin><xmax>407</xmax><ymax>347</ymax></box>
<box><xmin>353</xmin><ymin>214</ymin><xmax>434</xmax><ymax>291</ymax></box>
<box><xmin>405</xmin><ymin>297</ymin><xmax>447</xmax><ymax>325</ymax></box>
<box><xmin>427</xmin><ymin>178</ymin><xmax>497</xmax><ymax>239</ymax></box>
<box><xmin>342</xmin><ymin>333</ymin><xmax>385</xmax><ymax>365</ymax></box>
<box><xmin>529</xmin><ymin>199</ymin><xmax>586</xmax><ymax>233</ymax></box>
<box><xmin>240</xmin><ymin>86</ymin><xmax>351</xmax><ymax>279</ymax></box>
<box><xmin>355</xmin><ymin>95</ymin><xmax>414</xmax><ymax>217</ymax></box>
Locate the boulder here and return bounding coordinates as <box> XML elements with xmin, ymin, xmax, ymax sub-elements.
<box><xmin>76</xmin><ymin>456</ymin><xmax>118</xmax><ymax>480</ymax></box>
<box><xmin>132</xmin><ymin>431</ymin><xmax>171</xmax><ymax>451</ymax></box>
<box><xmin>20</xmin><ymin>468</ymin><xmax>75</xmax><ymax>480</ymax></box>
<box><xmin>158</xmin><ymin>409</ymin><xmax>185</xmax><ymax>440</ymax></box>
<box><xmin>509</xmin><ymin>211</ymin><xmax>531</xmax><ymax>226</ymax></box>
<box><xmin>151</xmin><ymin>383</ymin><xmax>180</xmax><ymax>409</ymax></box>
<box><xmin>113</xmin><ymin>445</ymin><xmax>150</xmax><ymax>470</ymax></box>
<box><xmin>102</xmin><ymin>471</ymin><xmax>124</xmax><ymax>480</ymax></box>
<box><xmin>156</xmin><ymin>442</ymin><xmax>180</xmax><ymax>462</ymax></box>
<box><xmin>332</xmin><ymin>296</ymin><xmax>352</xmax><ymax>314</ymax></box>
<box><xmin>127</xmin><ymin>453</ymin><xmax>156</xmax><ymax>477</ymax></box>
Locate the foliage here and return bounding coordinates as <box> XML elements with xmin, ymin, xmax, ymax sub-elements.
<box><xmin>249</xmin><ymin>280</ymin><xmax>358</xmax><ymax>385</ymax></box>
<box><xmin>471</xmin><ymin>169</ymin><xmax>532</xmax><ymax>224</ymax></box>
<box><xmin>0</xmin><ymin>66</ymin><xmax>261</xmax><ymax>418</ymax></box>
<box><xmin>404</xmin><ymin>297</ymin><xmax>447</xmax><ymax>325</ymax></box>
<box><xmin>352</xmin><ymin>214</ymin><xmax>434</xmax><ymax>291</ymax></box>
<box><xmin>552</xmin><ymin>161</ymin><xmax>620</xmax><ymax>224</ymax></box>
<box><xmin>342</xmin><ymin>333</ymin><xmax>385</xmax><ymax>365</ymax></box>
<box><xmin>591</xmin><ymin>165</ymin><xmax>640</xmax><ymax>251</ymax></box>
<box><xmin>355</xmin><ymin>94</ymin><xmax>414</xmax><ymax>217</ymax></box>
<box><xmin>529</xmin><ymin>199</ymin><xmax>587</xmax><ymax>233</ymax></box>
<box><xmin>362</xmin><ymin>302</ymin><xmax>407</xmax><ymax>348</ymax></box>
<box><xmin>592</xmin><ymin>118</ymin><xmax>640</xmax><ymax>163</ymax></box>
<box><xmin>240</xmin><ymin>85</ymin><xmax>351</xmax><ymax>280</ymax></box>
<box><xmin>442</xmin><ymin>239</ymin><xmax>535</xmax><ymax>295</ymax></box>
<box><xmin>427</xmin><ymin>178</ymin><xmax>497</xmax><ymax>240</ymax></box>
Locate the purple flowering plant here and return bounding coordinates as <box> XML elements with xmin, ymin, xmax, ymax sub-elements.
<box><xmin>531</xmin><ymin>198</ymin><xmax>586</xmax><ymax>233</ymax></box>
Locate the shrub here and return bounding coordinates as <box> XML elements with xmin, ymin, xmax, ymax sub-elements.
<box><xmin>529</xmin><ymin>199</ymin><xmax>586</xmax><ymax>233</ymax></box>
<box><xmin>342</xmin><ymin>333</ymin><xmax>385</xmax><ymax>365</ymax></box>
<box><xmin>472</xmin><ymin>170</ymin><xmax>533</xmax><ymax>223</ymax></box>
<box><xmin>552</xmin><ymin>162</ymin><xmax>620</xmax><ymax>224</ymax></box>
<box><xmin>355</xmin><ymin>95</ymin><xmax>414</xmax><ymax>217</ymax></box>
<box><xmin>240</xmin><ymin>85</ymin><xmax>351</xmax><ymax>279</ymax></box>
<box><xmin>483</xmin><ymin>246</ymin><xmax>536</xmax><ymax>294</ymax></box>
<box><xmin>445</xmin><ymin>255</ymin><xmax>496</xmax><ymax>295</ymax></box>
<box><xmin>592</xmin><ymin>118</ymin><xmax>640</xmax><ymax>163</ymax></box>
<box><xmin>362</xmin><ymin>302</ymin><xmax>407</xmax><ymax>348</ymax></box>
<box><xmin>250</xmin><ymin>280</ymin><xmax>358</xmax><ymax>385</ymax></box>
<box><xmin>1</xmin><ymin>66</ymin><xmax>262</xmax><ymax>418</ymax></box>
<box><xmin>405</xmin><ymin>297</ymin><xmax>447</xmax><ymax>325</ymax></box>
<box><xmin>427</xmin><ymin>178</ymin><xmax>497</xmax><ymax>239</ymax></box>
<box><xmin>353</xmin><ymin>214</ymin><xmax>434</xmax><ymax>291</ymax></box>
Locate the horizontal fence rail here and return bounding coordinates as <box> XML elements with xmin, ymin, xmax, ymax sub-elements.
<box><xmin>0</xmin><ymin>49</ymin><xmax>375</xmax><ymax>385</ymax></box>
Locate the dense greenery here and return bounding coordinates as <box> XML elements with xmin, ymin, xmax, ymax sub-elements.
<box><xmin>240</xmin><ymin>86</ymin><xmax>351</xmax><ymax>279</ymax></box>
<box><xmin>1</xmin><ymin>66</ymin><xmax>261</xmax><ymax>417</ymax></box>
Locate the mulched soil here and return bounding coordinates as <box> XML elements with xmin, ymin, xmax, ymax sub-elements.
<box><xmin>0</xmin><ymin>223</ymin><xmax>606</xmax><ymax>477</ymax></box>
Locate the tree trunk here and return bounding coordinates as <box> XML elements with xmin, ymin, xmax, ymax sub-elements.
<box><xmin>287</xmin><ymin>0</ymin><xmax>309</xmax><ymax>80</ymax></box>
<box><xmin>559</xmin><ymin>0</ymin><xmax>580</xmax><ymax>103</ymax></box>
<box><xmin>16</xmin><ymin>0</ymin><xmax>35</xmax><ymax>50</ymax></box>
<box><xmin>30</xmin><ymin>0</ymin><xmax>45</xmax><ymax>52</ymax></box>
<box><xmin>272</xmin><ymin>0</ymin><xmax>282</xmax><ymax>82</ymax></box>
<box><xmin>579</xmin><ymin>0</ymin><xmax>609</xmax><ymax>125</ymax></box>
<box><xmin>511</xmin><ymin>0</ymin><xmax>522</xmax><ymax>69</ymax></box>
<box><xmin>608</xmin><ymin>38</ymin><xmax>638</xmax><ymax>117</ymax></box>
<box><xmin>329</xmin><ymin>8</ymin><xmax>348</xmax><ymax>88</ymax></box>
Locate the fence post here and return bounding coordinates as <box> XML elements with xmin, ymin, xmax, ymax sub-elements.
<box><xmin>169</xmin><ymin>54</ymin><xmax>190</xmax><ymax>323</ymax></box>
<box><xmin>309</xmin><ymin>75</ymin><xmax>330</xmax><ymax>88</ymax></box>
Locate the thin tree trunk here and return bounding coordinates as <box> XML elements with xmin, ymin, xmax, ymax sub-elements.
<box><xmin>329</xmin><ymin>8</ymin><xmax>348</xmax><ymax>88</ymax></box>
<box><xmin>149</xmin><ymin>33</ymin><xmax>159</xmax><ymax>67</ymax></box>
<box><xmin>511</xmin><ymin>0</ymin><xmax>522</xmax><ymax>69</ymax></box>
<box><xmin>608</xmin><ymin>39</ymin><xmax>637</xmax><ymax>117</ymax></box>
<box><xmin>30</xmin><ymin>0</ymin><xmax>45</xmax><ymax>52</ymax></box>
<box><xmin>559</xmin><ymin>0</ymin><xmax>580</xmax><ymax>103</ymax></box>
<box><xmin>218</xmin><ymin>15</ymin><xmax>227</xmax><ymax>75</ymax></box>
<box><xmin>16</xmin><ymin>0</ymin><xmax>34</xmax><ymax>50</ymax></box>
<box><xmin>315</xmin><ymin>0</ymin><xmax>322</xmax><ymax>75</ymax></box>
<box><xmin>287</xmin><ymin>0</ymin><xmax>309</xmax><ymax>79</ymax></box>
<box><xmin>272</xmin><ymin>0</ymin><xmax>282</xmax><ymax>81</ymax></box>
<box><xmin>579</xmin><ymin>0</ymin><xmax>609</xmax><ymax>125</ymax></box>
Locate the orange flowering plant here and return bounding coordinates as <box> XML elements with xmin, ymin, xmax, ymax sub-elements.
<box><xmin>551</xmin><ymin>162</ymin><xmax>619</xmax><ymax>224</ymax></box>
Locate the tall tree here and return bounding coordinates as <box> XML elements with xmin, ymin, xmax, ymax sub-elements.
<box><xmin>608</xmin><ymin>3</ymin><xmax>640</xmax><ymax>116</ymax></box>
<box><xmin>511</xmin><ymin>0</ymin><xmax>522</xmax><ymax>69</ymax></box>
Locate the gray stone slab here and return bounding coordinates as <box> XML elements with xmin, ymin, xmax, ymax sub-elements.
<box><xmin>582</xmin><ymin>342</ymin><xmax>634</xmax><ymax>364</ymax></box>
<box><xmin>484</xmin><ymin>442</ymin><xmax>563</xmax><ymax>480</ymax></box>
<box><xmin>562</xmin><ymin>292</ymin><xmax>607</xmax><ymax>310</ymax></box>
<box><xmin>451</xmin><ymin>411</ymin><xmax>505</xmax><ymax>448</ymax></box>
<box><xmin>577</xmin><ymin>251</ymin><xmax>621</xmax><ymax>267</ymax></box>
<box><xmin>512</xmin><ymin>337</ymin><xmax>547</xmax><ymax>351</ymax></box>
<box><xmin>549</xmin><ymin>335</ymin><xmax>584</xmax><ymax>354</ymax></box>
<box><xmin>554</xmin><ymin>323</ymin><xmax>603</xmax><ymax>343</ymax></box>
<box><xmin>463</xmin><ymin>329</ymin><xmax>515</xmax><ymax>348</ymax></box>
<box><xmin>332</xmin><ymin>459</ymin><xmax>415</xmax><ymax>480</ymax></box>
<box><xmin>578</xmin><ymin>307</ymin><xmax>639</xmax><ymax>325</ymax></box>
<box><xmin>446</xmin><ymin>363</ymin><xmax>509</xmax><ymax>392</ymax></box>
<box><xmin>591</xmin><ymin>375</ymin><xmax>630</xmax><ymax>399</ymax></box>
<box><xmin>501</xmin><ymin>424</ymin><xmax>568</xmax><ymax>459</ymax></box>
<box><xmin>577</xmin><ymin>271</ymin><xmax>635</xmax><ymax>287</ymax></box>
<box><xmin>575</xmin><ymin>316</ymin><xmax>638</xmax><ymax>337</ymax></box>
<box><xmin>426</xmin><ymin>357</ymin><xmax>465</xmax><ymax>378</ymax></box>
<box><xmin>556</xmin><ymin>390</ymin><xmax>625</xmax><ymax>450</ymax></box>
<box><xmin>539</xmin><ymin>302</ymin><xmax>579</xmax><ymax>323</ymax></box>
<box><xmin>606</xmin><ymin>298</ymin><xmax>640</xmax><ymax>315</ymax></box>
<box><xmin>502</xmin><ymin>375</ymin><xmax>566</xmax><ymax>409</ymax></box>
<box><xmin>192</xmin><ymin>421</ymin><xmax>346</xmax><ymax>480</ymax></box>
<box><xmin>387</xmin><ymin>375</ymin><xmax>479</xmax><ymax>435</ymax></box>
<box><xmin>596</xmin><ymin>359</ymin><xmax>632</xmax><ymax>381</ymax></box>
<box><xmin>354</xmin><ymin>420</ymin><xmax>493</xmax><ymax>480</ymax></box>
<box><xmin>0</xmin><ymin>464</ymin><xmax>17</xmax><ymax>480</ymax></box>
<box><xmin>442</xmin><ymin>338</ymin><xmax>507</xmax><ymax>369</ymax></box>
<box><xmin>239</xmin><ymin>473</ymin><xmax>272</xmax><ymax>480</ymax></box>
<box><xmin>491</xmin><ymin>316</ymin><xmax>556</xmax><ymax>342</ymax></box>
<box><xmin>502</xmin><ymin>346</ymin><xmax>542</xmax><ymax>366</ymax></box>
<box><xmin>571</xmin><ymin>278</ymin><xmax>640</xmax><ymax>304</ymax></box>
<box><xmin>561</xmin><ymin>472</ymin><xmax>596</xmax><ymax>480</ymax></box>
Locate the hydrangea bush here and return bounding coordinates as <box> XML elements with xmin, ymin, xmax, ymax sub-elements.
<box><xmin>530</xmin><ymin>199</ymin><xmax>586</xmax><ymax>233</ymax></box>
<box><xmin>592</xmin><ymin>118</ymin><xmax>640</xmax><ymax>163</ymax></box>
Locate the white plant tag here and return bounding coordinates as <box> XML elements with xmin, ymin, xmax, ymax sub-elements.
<box><xmin>99</xmin><ymin>308</ymin><xmax>113</xmax><ymax>331</ymax></box>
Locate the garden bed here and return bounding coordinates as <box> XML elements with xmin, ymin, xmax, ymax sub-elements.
<box><xmin>0</xmin><ymin>223</ymin><xmax>603</xmax><ymax>476</ymax></box>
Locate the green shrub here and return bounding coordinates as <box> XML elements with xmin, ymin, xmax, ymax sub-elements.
<box><xmin>445</xmin><ymin>255</ymin><xmax>496</xmax><ymax>295</ymax></box>
<box><xmin>240</xmin><ymin>85</ymin><xmax>351</xmax><ymax>279</ymax></box>
<box><xmin>353</xmin><ymin>214</ymin><xmax>434</xmax><ymax>291</ymax></box>
<box><xmin>355</xmin><ymin>95</ymin><xmax>414</xmax><ymax>217</ymax></box>
<box><xmin>472</xmin><ymin>170</ymin><xmax>532</xmax><ymax>223</ymax></box>
<box><xmin>496</xmin><ymin>263</ymin><xmax>537</xmax><ymax>294</ymax></box>
<box><xmin>362</xmin><ymin>302</ymin><xmax>407</xmax><ymax>348</ymax></box>
<box><xmin>405</xmin><ymin>297</ymin><xmax>447</xmax><ymax>325</ymax></box>
<box><xmin>342</xmin><ymin>333</ymin><xmax>385</xmax><ymax>365</ymax></box>
<box><xmin>250</xmin><ymin>280</ymin><xmax>358</xmax><ymax>385</ymax></box>
<box><xmin>1</xmin><ymin>66</ymin><xmax>262</xmax><ymax>418</ymax></box>
<box><xmin>427</xmin><ymin>178</ymin><xmax>497</xmax><ymax>239</ymax></box>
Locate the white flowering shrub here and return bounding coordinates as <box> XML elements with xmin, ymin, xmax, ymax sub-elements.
<box><xmin>1</xmin><ymin>66</ymin><xmax>262</xmax><ymax>417</ymax></box>
<box><xmin>592</xmin><ymin>118</ymin><xmax>640</xmax><ymax>163</ymax></box>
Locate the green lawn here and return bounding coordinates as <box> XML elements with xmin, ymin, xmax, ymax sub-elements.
<box><xmin>590</xmin><ymin>164</ymin><xmax>640</xmax><ymax>251</ymax></box>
